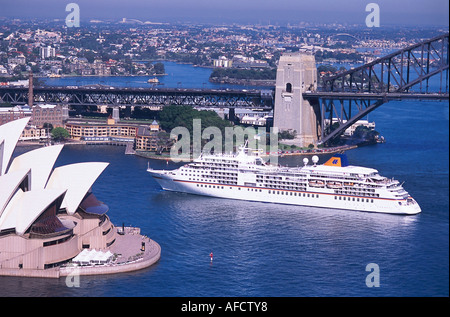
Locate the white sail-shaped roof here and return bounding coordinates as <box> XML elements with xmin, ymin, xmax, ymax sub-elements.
<box><xmin>46</xmin><ymin>162</ymin><xmax>109</xmax><ymax>215</ymax></box>
<box><xmin>0</xmin><ymin>117</ymin><xmax>30</xmax><ymax>176</ymax></box>
<box><xmin>0</xmin><ymin>168</ymin><xmax>30</xmax><ymax>217</ymax></box>
<box><xmin>0</xmin><ymin>188</ymin><xmax>66</xmax><ymax>235</ymax></box>
<box><xmin>0</xmin><ymin>118</ymin><xmax>112</xmax><ymax>238</ymax></box>
<box><xmin>8</xmin><ymin>144</ymin><xmax>64</xmax><ymax>190</ymax></box>
<box><xmin>0</xmin><ymin>139</ymin><xmax>4</xmax><ymax>176</ymax></box>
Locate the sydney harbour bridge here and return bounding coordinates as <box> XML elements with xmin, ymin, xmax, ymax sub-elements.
<box><xmin>0</xmin><ymin>33</ymin><xmax>448</xmax><ymax>145</ymax></box>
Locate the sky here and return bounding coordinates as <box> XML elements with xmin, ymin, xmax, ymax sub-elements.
<box><xmin>0</xmin><ymin>0</ymin><xmax>448</xmax><ymax>26</ymax></box>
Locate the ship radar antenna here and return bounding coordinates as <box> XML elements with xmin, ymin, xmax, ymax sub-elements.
<box><xmin>312</xmin><ymin>155</ymin><xmax>319</xmax><ymax>166</ymax></box>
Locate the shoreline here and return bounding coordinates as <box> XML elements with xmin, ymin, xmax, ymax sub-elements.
<box><xmin>277</xmin><ymin>144</ymin><xmax>358</xmax><ymax>157</ymax></box>
<box><xmin>135</xmin><ymin>144</ymin><xmax>359</xmax><ymax>162</ymax></box>
<box><xmin>209</xmin><ymin>77</ymin><xmax>275</xmax><ymax>86</ymax></box>
<box><xmin>38</xmin><ymin>73</ymin><xmax>168</xmax><ymax>78</ymax></box>
<box><xmin>17</xmin><ymin>140</ymin><xmax>359</xmax><ymax>160</ymax></box>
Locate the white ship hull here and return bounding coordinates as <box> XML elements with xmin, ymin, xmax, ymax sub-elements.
<box><xmin>148</xmin><ymin>171</ymin><xmax>421</xmax><ymax>215</ymax></box>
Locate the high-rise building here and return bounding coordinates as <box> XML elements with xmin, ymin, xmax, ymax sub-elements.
<box><xmin>40</xmin><ymin>46</ymin><xmax>56</xmax><ymax>59</ymax></box>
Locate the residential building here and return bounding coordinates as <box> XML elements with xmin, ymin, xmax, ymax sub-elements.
<box><xmin>7</xmin><ymin>55</ymin><xmax>26</xmax><ymax>65</ymax></box>
<box><xmin>92</xmin><ymin>59</ymin><xmax>111</xmax><ymax>76</ymax></box>
<box><xmin>0</xmin><ymin>65</ymin><xmax>8</xmax><ymax>75</ymax></box>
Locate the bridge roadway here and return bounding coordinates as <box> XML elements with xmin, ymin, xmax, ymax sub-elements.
<box><xmin>0</xmin><ymin>86</ymin><xmax>274</xmax><ymax>109</ymax></box>
<box><xmin>303</xmin><ymin>91</ymin><xmax>450</xmax><ymax>101</ymax></box>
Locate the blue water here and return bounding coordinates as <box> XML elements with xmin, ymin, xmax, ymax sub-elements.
<box><xmin>1</xmin><ymin>63</ymin><xmax>448</xmax><ymax>297</ymax></box>
<box><xmin>40</xmin><ymin>61</ymin><xmax>271</xmax><ymax>90</ymax></box>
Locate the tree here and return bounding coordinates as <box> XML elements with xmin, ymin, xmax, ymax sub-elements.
<box><xmin>157</xmin><ymin>105</ymin><xmax>233</xmax><ymax>148</ymax></box>
<box><xmin>156</xmin><ymin>131</ymin><xmax>173</xmax><ymax>154</ymax></box>
<box><xmin>51</xmin><ymin>127</ymin><xmax>70</xmax><ymax>141</ymax></box>
<box><xmin>152</xmin><ymin>62</ymin><xmax>165</xmax><ymax>75</ymax></box>
<box><xmin>278</xmin><ymin>130</ymin><xmax>296</xmax><ymax>140</ymax></box>
<box><xmin>43</xmin><ymin>123</ymin><xmax>54</xmax><ymax>131</ymax></box>
<box><xmin>353</xmin><ymin>125</ymin><xmax>380</xmax><ymax>142</ymax></box>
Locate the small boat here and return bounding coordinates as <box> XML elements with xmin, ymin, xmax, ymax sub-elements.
<box><xmin>326</xmin><ymin>181</ymin><xmax>342</xmax><ymax>189</ymax></box>
<box><xmin>309</xmin><ymin>180</ymin><xmax>325</xmax><ymax>188</ymax></box>
<box><xmin>147</xmin><ymin>78</ymin><xmax>159</xmax><ymax>83</ymax></box>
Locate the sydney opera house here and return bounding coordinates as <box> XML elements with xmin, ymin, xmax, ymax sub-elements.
<box><xmin>0</xmin><ymin>118</ymin><xmax>160</xmax><ymax>278</ymax></box>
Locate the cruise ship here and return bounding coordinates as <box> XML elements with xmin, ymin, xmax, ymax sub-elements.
<box><xmin>148</xmin><ymin>145</ymin><xmax>421</xmax><ymax>215</ymax></box>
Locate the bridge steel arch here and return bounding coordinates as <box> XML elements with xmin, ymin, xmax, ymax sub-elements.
<box><xmin>304</xmin><ymin>33</ymin><xmax>449</xmax><ymax>145</ymax></box>
<box><xmin>328</xmin><ymin>33</ymin><xmax>361</xmax><ymax>42</ymax></box>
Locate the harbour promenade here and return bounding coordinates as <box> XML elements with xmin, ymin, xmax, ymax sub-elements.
<box><xmin>60</xmin><ymin>227</ymin><xmax>161</xmax><ymax>278</ymax></box>
<box><xmin>0</xmin><ymin>227</ymin><xmax>161</xmax><ymax>279</ymax></box>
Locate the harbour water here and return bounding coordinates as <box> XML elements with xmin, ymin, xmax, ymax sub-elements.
<box><xmin>40</xmin><ymin>61</ymin><xmax>270</xmax><ymax>90</ymax></box>
<box><xmin>1</xmin><ymin>62</ymin><xmax>448</xmax><ymax>297</ymax></box>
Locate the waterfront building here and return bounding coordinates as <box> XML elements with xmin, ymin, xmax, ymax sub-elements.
<box><xmin>65</xmin><ymin>120</ymin><xmax>138</xmax><ymax>140</ymax></box>
<box><xmin>150</xmin><ymin>119</ymin><xmax>160</xmax><ymax>132</ymax></box>
<box><xmin>213</xmin><ymin>56</ymin><xmax>233</xmax><ymax>68</ymax></box>
<box><xmin>31</xmin><ymin>104</ymin><xmax>69</xmax><ymax>128</ymax></box>
<box><xmin>324</xmin><ymin>119</ymin><xmax>376</xmax><ymax>136</ymax></box>
<box><xmin>0</xmin><ymin>105</ymin><xmax>57</xmax><ymax>141</ymax></box>
<box><xmin>20</xmin><ymin>125</ymin><xmax>49</xmax><ymax>141</ymax></box>
<box><xmin>0</xmin><ymin>118</ymin><xmax>160</xmax><ymax>277</ymax></box>
<box><xmin>0</xmin><ymin>118</ymin><xmax>114</xmax><ymax>272</ymax></box>
<box><xmin>65</xmin><ymin>119</ymin><xmax>163</xmax><ymax>152</ymax></box>
<box><xmin>0</xmin><ymin>106</ymin><xmax>27</xmax><ymax>126</ymax></box>
<box><xmin>232</xmin><ymin>55</ymin><xmax>269</xmax><ymax>68</ymax></box>
<box><xmin>92</xmin><ymin>59</ymin><xmax>111</xmax><ymax>76</ymax></box>
<box><xmin>135</xmin><ymin>123</ymin><xmax>161</xmax><ymax>152</ymax></box>
<box><xmin>240</xmin><ymin>114</ymin><xmax>270</xmax><ymax>126</ymax></box>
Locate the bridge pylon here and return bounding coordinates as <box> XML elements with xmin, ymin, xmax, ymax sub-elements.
<box><xmin>273</xmin><ymin>52</ymin><xmax>320</xmax><ymax>147</ymax></box>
